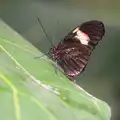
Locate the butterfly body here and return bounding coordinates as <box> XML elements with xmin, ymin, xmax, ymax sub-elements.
<box><xmin>50</xmin><ymin>20</ymin><xmax>105</xmax><ymax>81</ymax></box>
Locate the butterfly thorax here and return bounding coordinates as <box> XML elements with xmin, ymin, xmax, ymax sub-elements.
<box><xmin>50</xmin><ymin>45</ymin><xmax>71</xmax><ymax>61</ymax></box>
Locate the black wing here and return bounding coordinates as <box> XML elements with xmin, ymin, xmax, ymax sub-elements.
<box><xmin>56</xmin><ymin>20</ymin><xmax>105</xmax><ymax>79</ymax></box>
<box><xmin>80</xmin><ymin>20</ymin><xmax>105</xmax><ymax>46</ymax></box>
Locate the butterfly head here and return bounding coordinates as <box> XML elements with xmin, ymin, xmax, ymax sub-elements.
<box><xmin>49</xmin><ymin>46</ymin><xmax>60</xmax><ymax>60</ymax></box>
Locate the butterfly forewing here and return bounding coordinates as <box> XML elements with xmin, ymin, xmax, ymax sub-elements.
<box><xmin>51</xmin><ymin>20</ymin><xmax>105</xmax><ymax>80</ymax></box>
<box><xmin>80</xmin><ymin>20</ymin><xmax>105</xmax><ymax>45</ymax></box>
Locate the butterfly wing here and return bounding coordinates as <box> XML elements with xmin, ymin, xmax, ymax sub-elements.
<box><xmin>55</xmin><ymin>20</ymin><xmax>105</xmax><ymax>79</ymax></box>
<box><xmin>80</xmin><ymin>20</ymin><xmax>105</xmax><ymax>46</ymax></box>
<box><xmin>58</xmin><ymin>45</ymin><xmax>90</xmax><ymax>78</ymax></box>
<box><xmin>61</xmin><ymin>20</ymin><xmax>104</xmax><ymax>43</ymax></box>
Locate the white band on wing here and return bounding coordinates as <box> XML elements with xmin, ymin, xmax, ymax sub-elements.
<box><xmin>73</xmin><ymin>27</ymin><xmax>90</xmax><ymax>45</ymax></box>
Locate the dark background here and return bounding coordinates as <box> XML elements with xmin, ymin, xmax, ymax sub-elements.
<box><xmin>0</xmin><ymin>0</ymin><xmax>120</xmax><ymax>120</ymax></box>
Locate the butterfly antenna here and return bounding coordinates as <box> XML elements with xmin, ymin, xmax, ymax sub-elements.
<box><xmin>37</xmin><ymin>17</ymin><xmax>54</xmax><ymax>47</ymax></box>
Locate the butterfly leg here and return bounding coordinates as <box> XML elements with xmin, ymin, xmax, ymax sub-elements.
<box><xmin>54</xmin><ymin>61</ymin><xmax>59</xmax><ymax>74</ymax></box>
<box><xmin>34</xmin><ymin>54</ymin><xmax>45</xmax><ymax>59</ymax></box>
<box><xmin>34</xmin><ymin>51</ymin><xmax>51</xmax><ymax>59</ymax></box>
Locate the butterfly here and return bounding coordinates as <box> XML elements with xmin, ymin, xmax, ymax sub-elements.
<box><xmin>49</xmin><ymin>20</ymin><xmax>105</xmax><ymax>81</ymax></box>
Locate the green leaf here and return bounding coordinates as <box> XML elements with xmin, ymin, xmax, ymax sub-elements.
<box><xmin>0</xmin><ymin>19</ymin><xmax>111</xmax><ymax>120</ymax></box>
